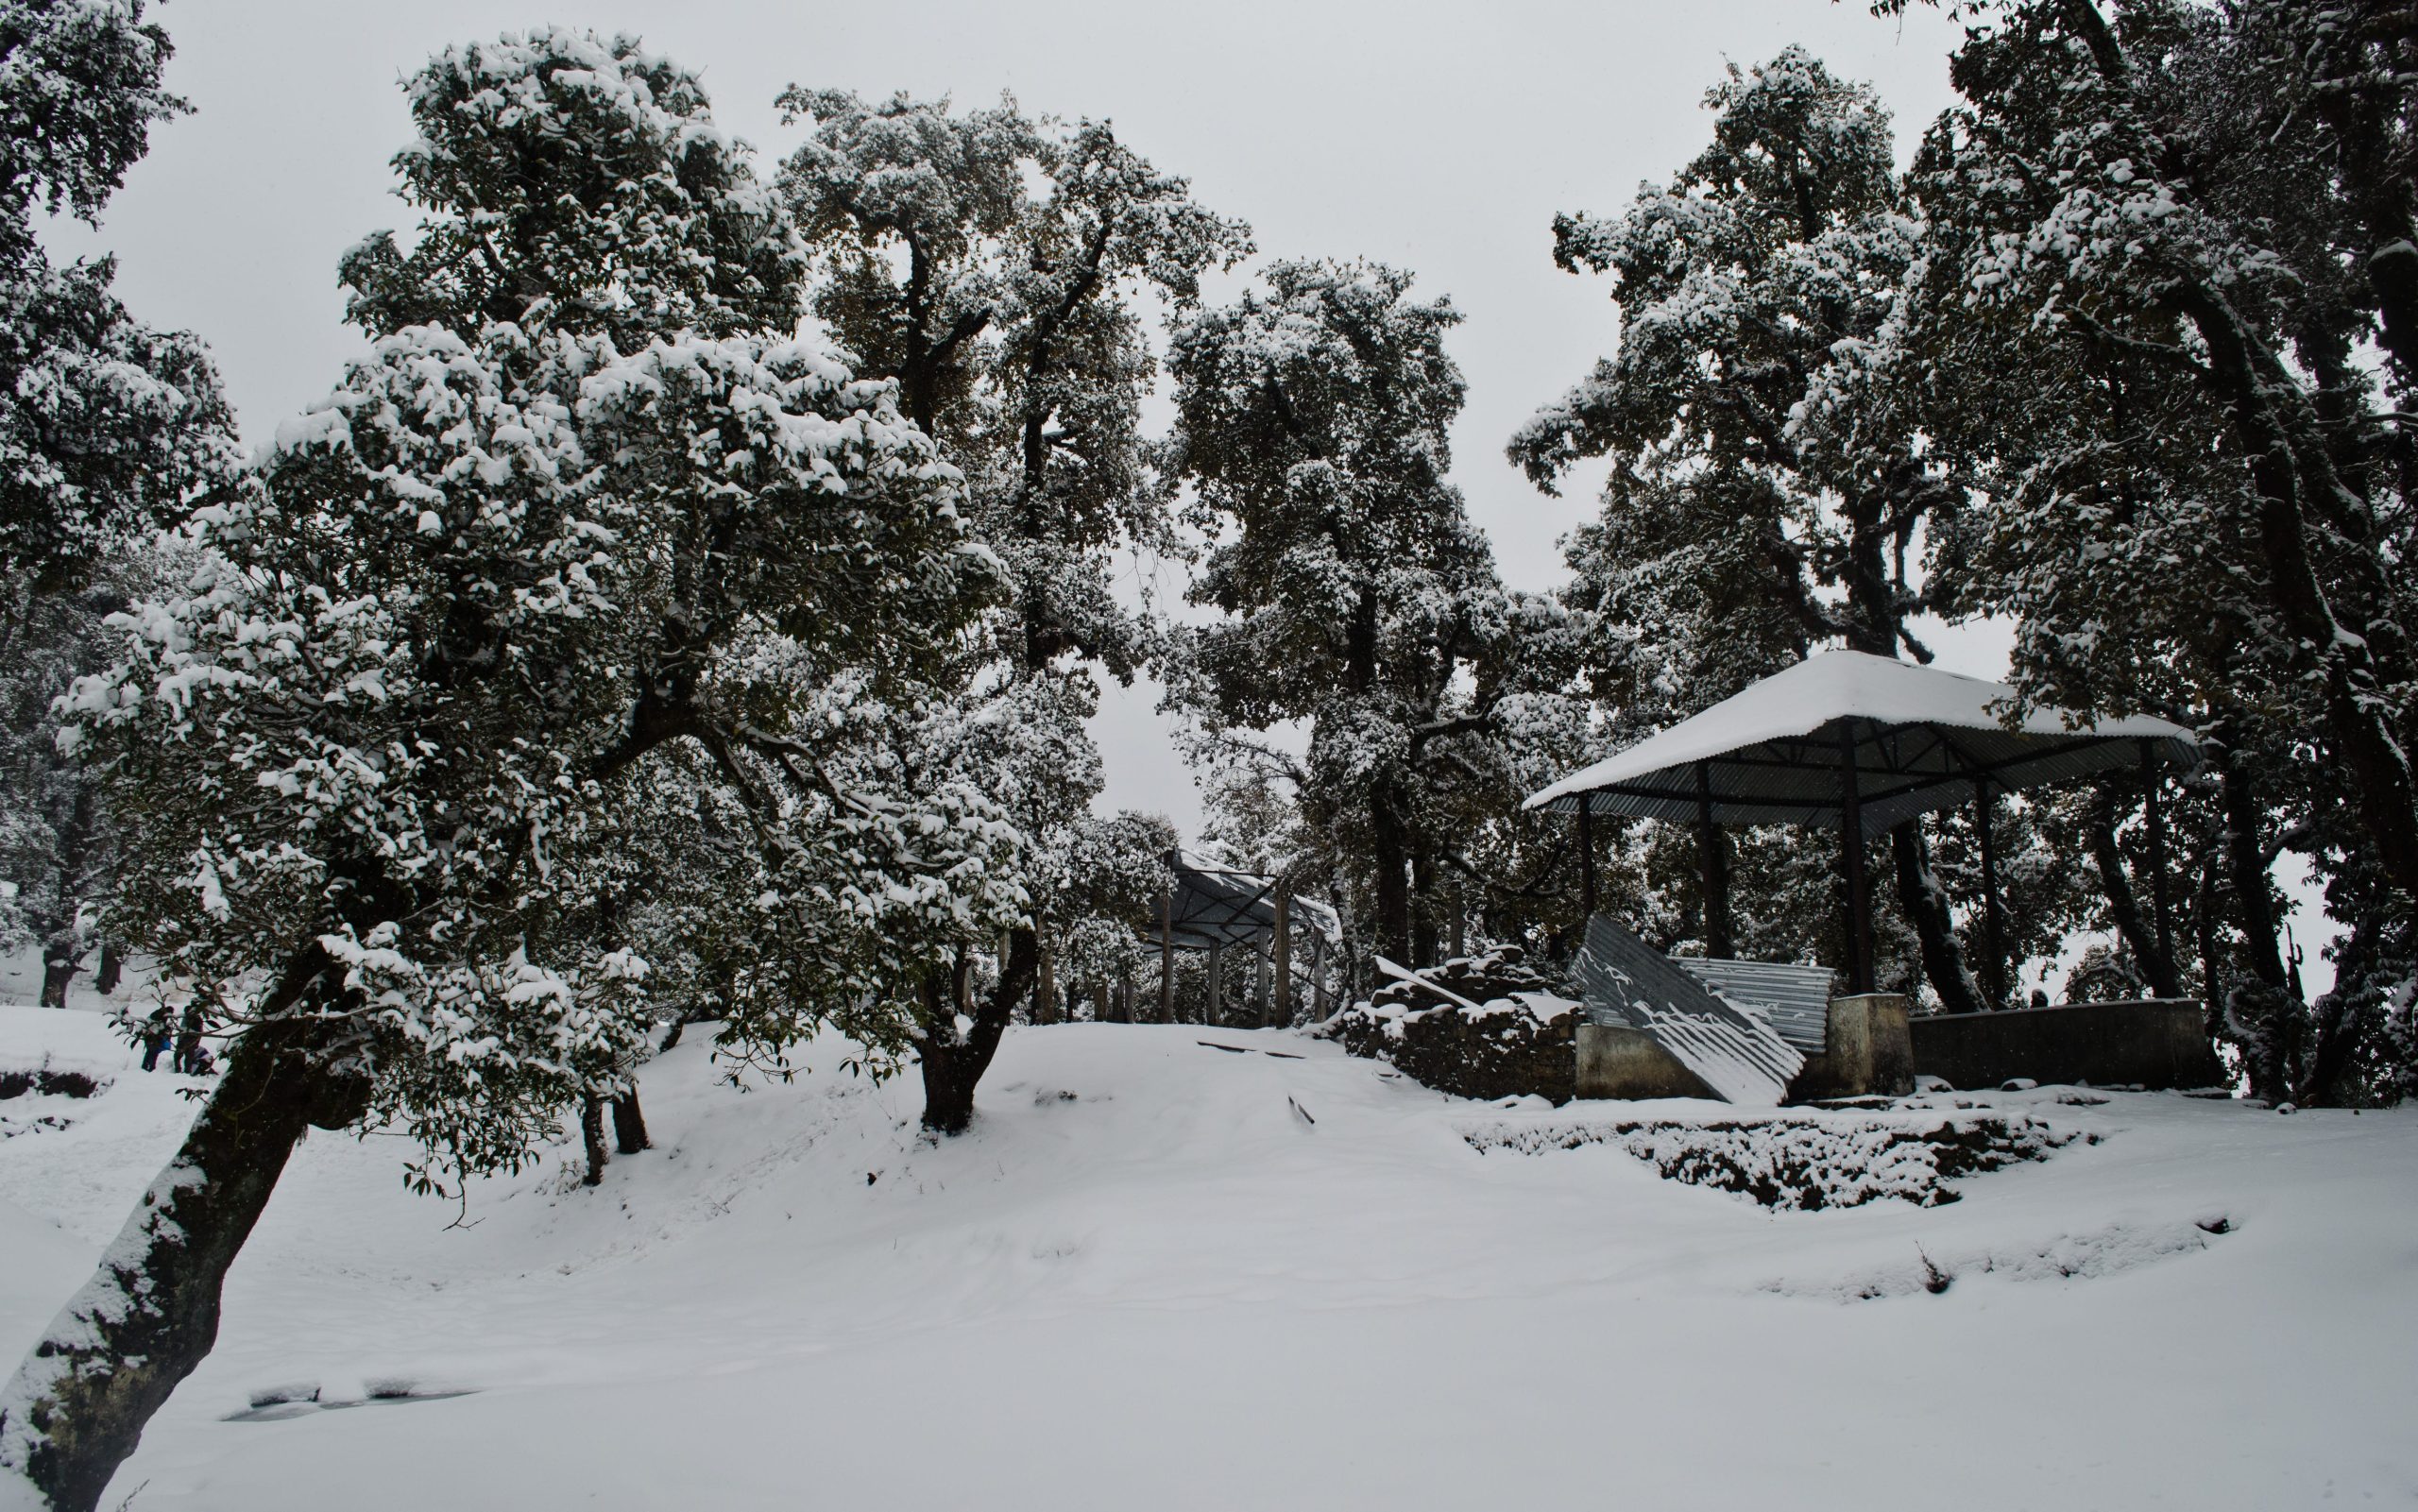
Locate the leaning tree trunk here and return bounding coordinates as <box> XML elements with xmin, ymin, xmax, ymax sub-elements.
<box><xmin>610</xmin><ymin>1091</ymin><xmax>650</xmax><ymax>1155</ymax></box>
<box><xmin>0</xmin><ymin>1006</ymin><xmax>364</xmax><ymax>1512</ymax></box>
<box><xmin>919</xmin><ymin>928</ymin><xmax>1040</xmax><ymax>1135</ymax></box>
<box><xmin>2086</xmin><ymin>790</ymin><xmax>2183</xmax><ymax>1000</ymax></box>
<box><xmin>1891</xmin><ymin>822</ymin><xmax>1984</xmax><ymax>1016</ymax></box>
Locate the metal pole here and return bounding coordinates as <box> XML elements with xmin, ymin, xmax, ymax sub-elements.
<box><xmin>1158</xmin><ymin>884</ymin><xmax>1175</xmax><ymax>1024</ymax></box>
<box><xmin>1695</xmin><ymin>761</ymin><xmax>1732</xmax><ymax>960</ymax></box>
<box><xmin>2142</xmin><ymin>739</ymin><xmax>2173</xmax><ymax>992</ymax></box>
<box><xmin>1838</xmin><ymin>721</ymin><xmax>1872</xmax><ymax>994</ymax></box>
<box><xmin>1973</xmin><ymin>775</ymin><xmax>2005</xmax><ymax>1010</ymax></box>
<box><xmin>1271</xmin><ymin>879</ymin><xmax>1292</xmax><ymax>1026</ymax></box>
<box><xmin>1576</xmin><ymin>793</ymin><xmax>1598</xmax><ymax>921</ymax></box>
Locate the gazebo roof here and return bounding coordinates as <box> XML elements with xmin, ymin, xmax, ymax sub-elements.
<box><xmin>1524</xmin><ymin>651</ymin><xmax>2199</xmax><ymax>832</ymax></box>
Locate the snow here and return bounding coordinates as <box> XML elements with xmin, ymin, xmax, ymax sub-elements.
<box><xmin>1525</xmin><ymin>649</ymin><xmax>2199</xmax><ymax>813</ymax></box>
<box><xmin>3</xmin><ymin>1001</ymin><xmax>2414</xmax><ymax>1509</ymax></box>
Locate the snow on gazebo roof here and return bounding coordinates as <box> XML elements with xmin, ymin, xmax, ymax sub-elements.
<box><xmin>1524</xmin><ymin>650</ymin><xmax>2199</xmax><ymax>833</ymax></box>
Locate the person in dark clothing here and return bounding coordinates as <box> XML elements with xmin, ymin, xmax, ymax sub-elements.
<box><xmin>139</xmin><ymin>1011</ymin><xmax>172</xmax><ymax>1073</ymax></box>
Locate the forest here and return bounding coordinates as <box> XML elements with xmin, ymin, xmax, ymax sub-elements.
<box><xmin>2</xmin><ymin>1</ymin><xmax>2414</xmax><ymax>1507</ymax></box>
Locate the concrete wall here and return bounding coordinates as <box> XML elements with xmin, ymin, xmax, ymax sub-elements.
<box><xmin>1575</xmin><ymin>994</ymin><xmax>1915</xmax><ymax>1102</ymax></box>
<box><xmin>1789</xmin><ymin>994</ymin><xmax>1913</xmax><ymax>1101</ymax></box>
<box><xmin>1575</xmin><ymin>1025</ymin><xmax>1717</xmax><ymax>1099</ymax></box>
<box><xmin>1910</xmin><ymin>998</ymin><xmax>2226</xmax><ymax>1091</ymax></box>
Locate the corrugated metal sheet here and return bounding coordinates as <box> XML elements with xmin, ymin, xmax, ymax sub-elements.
<box><xmin>1670</xmin><ymin>959</ymin><xmax>1833</xmax><ymax>1055</ymax></box>
<box><xmin>1575</xmin><ymin>916</ymin><xmax>1804</xmax><ymax>1108</ymax></box>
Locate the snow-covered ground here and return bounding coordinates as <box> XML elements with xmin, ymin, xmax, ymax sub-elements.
<box><xmin>3</xmin><ymin>1001</ymin><xmax>2412</xmax><ymax>1510</ymax></box>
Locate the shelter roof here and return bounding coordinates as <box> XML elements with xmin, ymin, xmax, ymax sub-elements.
<box><xmin>1156</xmin><ymin>850</ymin><xmax>1341</xmax><ymax>951</ymax></box>
<box><xmin>1525</xmin><ymin>651</ymin><xmax>2199</xmax><ymax>832</ymax></box>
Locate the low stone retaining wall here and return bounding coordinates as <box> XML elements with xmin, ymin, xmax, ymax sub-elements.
<box><xmin>1910</xmin><ymin>998</ymin><xmax>2225</xmax><ymax>1091</ymax></box>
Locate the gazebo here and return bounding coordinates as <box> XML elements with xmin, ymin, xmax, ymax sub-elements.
<box><xmin>1524</xmin><ymin>651</ymin><xmax>2201</xmax><ymax>999</ymax></box>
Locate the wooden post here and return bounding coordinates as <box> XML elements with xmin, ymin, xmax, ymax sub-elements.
<box><xmin>1252</xmin><ymin>932</ymin><xmax>1271</xmax><ymax>1024</ymax></box>
<box><xmin>1205</xmin><ymin>944</ymin><xmax>1224</xmax><ymax>1027</ymax></box>
<box><xmin>1974</xmin><ymin>776</ymin><xmax>2005</xmax><ymax>1010</ymax></box>
<box><xmin>1838</xmin><ymin>722</ymin><xmax>1872</xmax><ymax>994</ymax></box>
<box><xmin>2142</xmin><ymin>739</ymin><xmax>2173</xmax><ymax>987</ymax></box>
<box><xmin>1695</xmin><ymin>761</ymin><xmax>1732</xmax><ymax>960</ymax></box>
<box><xmin>1159</xmin><ymin>886</ymin><xmax>1176</xmax><ymax>1024</ymax></box>
<box><xmin>1272</xmin><ymin>880</ymin><xmax>1293</xmax><ymax>1026</ymax></box>
<box><xmin>1576</xmin><ymin>793</ymin><xmax>1598</xmax><ymax>921</ymax></box>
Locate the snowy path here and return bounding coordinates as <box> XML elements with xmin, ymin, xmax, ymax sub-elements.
<box><xmin>3</xmin><ymin>1005</ymin><xmax>2412</xmax><ymax>1509</ymax></box>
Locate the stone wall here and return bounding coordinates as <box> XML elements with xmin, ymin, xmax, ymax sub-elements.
<box><xmin>1910</xmin><ymin>998</ymin><xmax>2226</xmax><ymax>1091</ymax></box>
<box><xmin>1316</xmin><ymin>948</ymin><xmax>1580</xmax><ymax>1103</ymax></box>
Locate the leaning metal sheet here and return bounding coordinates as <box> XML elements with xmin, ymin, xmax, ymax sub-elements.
<box><xmin>1575</xmin><ymin>916</ymin><xmax>1805</xmax><ymax>1107</ymax></box>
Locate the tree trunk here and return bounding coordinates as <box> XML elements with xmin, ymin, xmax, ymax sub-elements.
<box><xmin>37</xmin><ymin>938</ymin><xmax>77</xmax><ymax>1011</ymax></box>
<box><xmin>2086</xmin><ymin>790</ymin><xmax>2183</xmax><ymax>1000</ymax></box>
<box><xmin>1892</xmin><ymin>822</ymin><xmax>1984</xmax><ymax>1015</ymax></box>
<box><xmin>1034</xmin><ymin>933</ymin><xmax>1056</xmax><ymax>1026</ymax></box>
<box><xmin>0</xmin><ymin>1002</ymin><xmax>364</xmax><ymax>1512</ymax></box>
<box><xmin>610</xmin><ymin>1092</ymin><xmax>650</xmax><ymax>1156</ymax></box>
<box><xmin>2212</xmin><ymin>736</ymin><xmax>2298</xmax><ymax>1100</ymax></box>
<box><xmin>93</xmin><ymin>943</ymin><xmax>122</xmax><ymax>998</ymax></box>
<box><xmin>1371</xmin><ymin>791</ymin><xmax>1412</xmax><ymax>966</ymax></box>
<box><xmin>580</xmin><ymin>1096</ymin><xmax>609</xmax><ymax>1186</ymax></box>
<box><xmin>33</xmin><ymin>785</ymin><xmax>97</xmax><ymax>1011</ymax></box>
<box><xmin>920</xmin><ymin>927</ymin><xmax>1039</xmax><ymax>1134</ymax></box>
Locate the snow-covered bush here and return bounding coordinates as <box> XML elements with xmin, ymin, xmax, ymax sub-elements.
<box><xmin>1462</xmin><ymin>1110</ymin><xmax>2084</xmax><ymax>1211</ymax></box>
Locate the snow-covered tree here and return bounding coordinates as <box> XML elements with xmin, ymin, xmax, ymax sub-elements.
<box><xmin>0</xmin><ymin>1</ymin><xmax>232</xmax><ymax>1042</ymax></box>
<box><xmin>1843</xmin><ymin>0</ymin><xmax>2418</xmax><ymax>1096</ymax></box>
<box><xmin>1510</xmin><ymin>48</ymin><xmax>1987</xmax><ymax>1010</ymax></box>
<box><xmin>0</xmin><ymin>33</ymin><xmax>1004</xmax><ymax>1509</ymax></box>
<box><xmin>1164</xmin><ymin>259</ymin><xmax>1534</xmax><ymax>973</ymax></box>
<box><xmin>776</xmin><ymin>89</ymin><xmax>1248</xmax><ymax>1128</ymax></box>
<box><xmin>0</xmin><ymin>0</ymin><xmax>233</xmax><ymax>594</ymax></box>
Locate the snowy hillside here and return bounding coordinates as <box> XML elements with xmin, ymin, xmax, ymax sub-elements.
<box><xmin>3</xmin><ymin>1003</ymin><xmax>2412</xmax><ymax>1510</ymax></box>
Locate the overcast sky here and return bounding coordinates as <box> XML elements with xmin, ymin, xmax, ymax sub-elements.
<box><xmin>53</xmin><ymin>0</ymin><xmax>1986</xmax><ymax>835</ymax></box>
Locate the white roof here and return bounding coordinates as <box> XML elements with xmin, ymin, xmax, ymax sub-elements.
<box><xmin>1525</xmin><ymin>651</ymin><xmax>2199</xmax><ymax>831</ymax></box>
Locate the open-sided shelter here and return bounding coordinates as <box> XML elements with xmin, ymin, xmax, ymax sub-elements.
<box><xmin>1525</xmin><ymin>651</ymin><xmax>2201</xmax><ymax>998</ymax></box>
